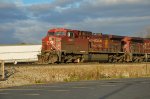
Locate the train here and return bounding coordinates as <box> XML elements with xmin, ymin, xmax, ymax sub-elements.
<box><xmin>37</xmin><ymin>28</ymin><xmax>150</xmax><ymax>64</ymax></box>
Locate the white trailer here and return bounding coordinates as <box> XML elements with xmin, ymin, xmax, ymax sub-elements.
<box><xmin>0</xmin><ymin>45</ymin><xmax>41</xmax><ymax>63</ymax></box>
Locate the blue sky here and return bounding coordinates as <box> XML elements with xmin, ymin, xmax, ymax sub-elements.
<box><xmin>0</xmin><ymin>0</ymin><xmax>150</xmax><ymax>44</ymax></box>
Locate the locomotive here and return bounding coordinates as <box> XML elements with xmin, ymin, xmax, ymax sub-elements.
<box><xmin>38</xmin><ymin>28</ymin><xmax>150</xmax><ymax>64</ymax></box>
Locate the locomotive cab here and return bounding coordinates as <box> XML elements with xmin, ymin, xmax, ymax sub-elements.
<box><xmin>48</xmin><ymin>29</ymin><xmax>71</xmax><ymax>37</ymax></box>
<box><xmin>39</xmin><ymin>28</ymin><xmax>90</xmax><ymax>64</ymax></box>
<box><xmin>42</xmin><ymin>28</ymin><xmax>74</xmax><ymax>52</ymax></box>
<box><xmin>39</xmin><ymin>28</ymin><xmax>71</xmax><ymax>64</ymax></box>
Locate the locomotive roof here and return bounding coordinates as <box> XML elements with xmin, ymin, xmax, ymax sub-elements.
<box><xmin>47</xmin><ymin>28</ymin><xmax>149</xmax><ymax>42</ymax></box>
<box><xmin>48</xmin><ymin>28</ymin><xmax>72</xmax><ymax>32</ymax></box>
<box><xmin>131</xmin><ymin>37</ymin><xmax>144</xmax><ymax>42</ymax></box>
<box><xmin>108</xmin><ymin>34</ymin><xmax>124</xmax><ymax>40</ymax></box>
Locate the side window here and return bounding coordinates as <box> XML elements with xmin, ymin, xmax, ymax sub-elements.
<box><xmin>67</xmin><ymin>32</ymin><xmax>74</xmax><ymax>38</ymax></box>
<box><xmin>89</xmin><ymin>42</ymin><xmax>92</xmax><ymax>48</ymax></box>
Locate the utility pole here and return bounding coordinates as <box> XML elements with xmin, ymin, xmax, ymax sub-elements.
<box><xmin>145</xmin><ymin>53</ymin><xmax>148</xmax><ymax>75</ymax></box>
<box><xmin>0</xmin><ymin>60</ymin><xmax>5</xmax><ymax>80</ymax></box>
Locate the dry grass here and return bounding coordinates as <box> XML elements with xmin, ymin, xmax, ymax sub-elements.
<box><xmin>0</xmin><ymin>63</ymin><xmax>150</xmax><ymax>88</ymax></box>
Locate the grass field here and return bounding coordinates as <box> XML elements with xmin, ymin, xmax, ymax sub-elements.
<box><xmin>0</xmin><ymin>63</ymin><xmax>150</xmax><ymax>88</ymax></box>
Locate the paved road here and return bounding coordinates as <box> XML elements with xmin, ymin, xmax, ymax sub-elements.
<box><xmin>0</xmin><ymin>78</ymin><xmax>150</xmax><ymax>99</ymax></box>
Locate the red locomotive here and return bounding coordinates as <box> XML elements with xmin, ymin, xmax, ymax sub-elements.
<box><xmin>38</xmin><ymin>28</ymin><xmax>150</xmax><ymax>64</ymax></box>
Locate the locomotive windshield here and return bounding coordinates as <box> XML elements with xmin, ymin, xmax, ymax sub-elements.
<box><xmin>48</xmin><ymin>31</ymin><xmax>65</xmax><ymax>36</ymax></box>
<box><xmin>48</xmin><ymin>32</ymin><xmax>54</xmax><ymax>36</ymax></box>
<box><xmin>55</xmin><ymin>31</ymin><xmax>65</xmax><ymax>36</ymax></box>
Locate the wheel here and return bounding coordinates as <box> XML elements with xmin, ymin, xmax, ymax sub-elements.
<box><xmin>112</xmin><ymin>55</ymin><xmax>117</xmax><ymax>63</ymax></box>
<box><xmin>108</xmin><ymin>55</ymin><xmax>113</xmax><ymax>63</ymax></box>
<box><xmin>80</xmin><ymin>57</ymin><xmax>84</xmax><ymax>62</ymax></box>
<box><xmin>49</xmin><ymin>54</ymin><xmax>58</xmax><ymax>64</ymax></box>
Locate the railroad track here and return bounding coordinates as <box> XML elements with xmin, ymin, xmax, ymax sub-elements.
<box><xmin>5</xmin><ymin>62</ymin><xmax>150</xmax><ymax>67</ymax></box>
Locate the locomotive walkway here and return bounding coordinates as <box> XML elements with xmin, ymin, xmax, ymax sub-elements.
<box><xmin>0</xmin><ymin>77</ymin><xmax>150</xmax><ymax>99</ymax></box>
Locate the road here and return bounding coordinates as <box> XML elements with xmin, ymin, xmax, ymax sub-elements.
<box><xmin>0</xmin><ymin>78</ymin><xmax>150</xmax><ymax>99</ymax></box>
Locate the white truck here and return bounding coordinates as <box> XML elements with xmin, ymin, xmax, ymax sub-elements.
<box><xmin>0</xmin><ymin>45</ymin><xmax>41</xmax><ymax>63</ymax></box>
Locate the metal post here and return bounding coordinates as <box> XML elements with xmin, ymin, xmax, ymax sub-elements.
<box><xmin>145</xmin><ymin>53</ymin><xmax>148</xmax><ymax>75</ymax></box>
<box><xmin>1</xmin><ymin>60</ymin><xmax>5</xmax><ymax>80</ymax></box>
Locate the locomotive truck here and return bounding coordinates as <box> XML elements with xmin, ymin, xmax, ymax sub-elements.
<box><xmin>38</xmin><ymin>28</ymin><xmax>150</xmax><ymax>64</ymax></box>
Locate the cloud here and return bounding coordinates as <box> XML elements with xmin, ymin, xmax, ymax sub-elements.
<box><xmin>13</xmin><ymin>20</ymin><xmax>49</xmax><ymax>44</ymax></box>
<box><xmin>0</xmin><ymin>0</ymin><xmax>150</xmax><ymax>44</ymax></box>
<box><xmin>0</xmin><ymin>2</ymin><xmax>28</xmax><ymax>23</ymax></box>
<box><xmin>0</xmin><ymin>23</ymin><xmax>21</xmax><ymax>44</ymax></box>
<box><xmin>61</xmin><ymin>16</ymin><xmax>150</xmax><ymax>36</ymax></box>
<box><xmin>138</xmin><ymin>26</ymin><xmax>150</xmax><ymax>38</ymax></box>
<box><xmin>28</xmin><ymin>0</ymin><xmax>150</xmax><ymax>25</ymax></box>
<box><xmin>88</xmin><ymin>0</ymin><xmax>150</xmax><ymax>5</ymax></box>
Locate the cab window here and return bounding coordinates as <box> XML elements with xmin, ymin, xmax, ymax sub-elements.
<box><xmin>55</xmin><ymin>31</ymin><xmax>65</xmax><ymax>36</ymax></box>
<box><xmin>48</xmin><ymin>32</ymin><xmax>54</xmax><ymax>36</ymax></box>
<box><xmin>67</xmin><ymin>32</ymin><xmax>74</xmax><ymax>38</ymax></box>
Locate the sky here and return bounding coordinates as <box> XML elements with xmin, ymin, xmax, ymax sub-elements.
<box><xmin>0</xmin><ymin>0</ymin><xmax>150</xmax><ymax>44</ymax></box>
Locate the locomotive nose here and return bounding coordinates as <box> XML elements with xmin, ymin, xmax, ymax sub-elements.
<box><xmin>48</xmin><ymin>36</ymin><xmax>61</xmax><ymax>51</ymax></box>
